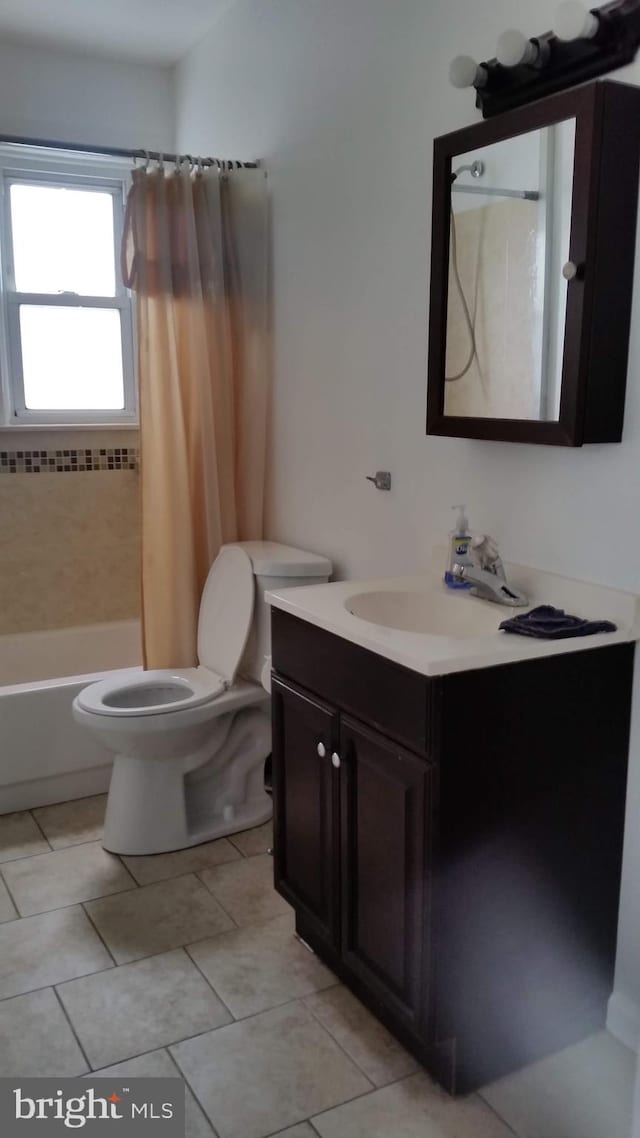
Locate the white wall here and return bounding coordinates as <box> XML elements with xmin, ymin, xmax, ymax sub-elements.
<box><xmin>176</xmin><ymin>0</ymin><xmax>640</xmax><ymax>1048</ymax></box>
<box><xmin>0</xmin><ymin>38</ymin><xmax>174</xmax><ymax>151</ymax></box>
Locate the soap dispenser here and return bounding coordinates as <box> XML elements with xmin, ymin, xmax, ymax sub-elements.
<box><xmin>444</xmin><ymin>504</ymin><xmax>473</xmax><ymax>589</ymax></box>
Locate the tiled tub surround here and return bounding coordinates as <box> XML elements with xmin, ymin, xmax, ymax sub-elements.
<box><xmin>444</xmin><ymin>199</ymin><xmax>542</xmax><ymax>421</ymax></box>
<box><xmin>0</xmin><ymin>464</ymin><xmax>140</xmax><ymax>636</ymax></box>
<box><xmin>0</xmin><ymin>446</ymin><xmax>139</xmax><ymax>473</ymax></box>
<box><xmin>0</xmin><ymin>797</ymin><xmax>635</xmax><ymax>1138</ymax></box>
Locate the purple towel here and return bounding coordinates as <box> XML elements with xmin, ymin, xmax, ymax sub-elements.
<box><xmin>499</xmin><ymin>605</ymin><xmax>617</xmax><ymax>640</ymax></box>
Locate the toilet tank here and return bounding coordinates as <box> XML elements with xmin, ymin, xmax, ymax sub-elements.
<box><xmin>235</xmin><ymin>541</ymin><xmax>332</xmax><ymax>683</ymax></box>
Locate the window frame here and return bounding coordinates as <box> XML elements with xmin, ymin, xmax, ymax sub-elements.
<box><xmin>0</xmin><ymin>146</ymin><xmax>137</xmax><ymax>429</ymax></box>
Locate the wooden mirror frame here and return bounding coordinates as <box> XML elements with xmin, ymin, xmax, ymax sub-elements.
<box><xmin>426</xmin><ymin>81</ymin><xmax>640</xmax><ymax>446</ymax></box>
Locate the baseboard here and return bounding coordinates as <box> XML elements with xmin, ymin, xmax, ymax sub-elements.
<box><xmin>607</xmin><ymin>989</ymin><xmax>640</xmax><ymax>1052</ymax></box>
<box><xmin>0</xmin><ymin>765</ymin><xmax>112</xmax><ymax>814</ymax></box>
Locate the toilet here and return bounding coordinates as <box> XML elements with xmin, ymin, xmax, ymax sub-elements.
<box><xmin>73</xmin><ymin>541</ymin><xmax>331</xmax><ymax>856</ymax></box>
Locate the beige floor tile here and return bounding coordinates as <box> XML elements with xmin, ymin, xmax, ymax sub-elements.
<box><xmin>480</xmin><ymin>1031</ymin><xmax>636</xmax><ymax>1138</ymax></box>
<box><xmin>188</xmin><ymin>913</ymin><xmax>336</xmax><ymax>1019</ymax></box>
<box><xmin>200</xmin><ymin>853</ymin><xmax>290</xmax><ymax>927</ymax></box>
<box><xmin>171</xmin><ymin>1000</ymin><xmax>372</xmax><ymax>1138</ymax></box>
<box><xmin>229</xmin><ymin>821</ymin><xmax>273</xmax><ymax>858</ymax></box>
<box><xmin>0</xmin><ymin>811</ymin><xmax>49</xmax><ymax>862</ymax></box>
<box><xmin>305</xmin><ymin>985</ymin><xmax>419</xmax><ymax>1087</ymax></box>
<box><xmin>59</xmin><ymin>948</ymin><xmax>232</xmax><ymax>1070</ymax></box>
<box><xmin>33</xmin><ymin>794</ymin><xmax>107</xmax><ymax>849</ymax></box>
<box><xmin>0</xmin><ymin>875</ymin><xmax>17</xmax><ymax>922</ymax></box>
<box><xmin>122</xmin><ymin>837</ymin><xmax>241</xmax><ymax>886</ymax></box>
<box><xmin>2</xmin><ymin>841</ymin><xmax>135</xmax><ymax>916</ymax></box>
<box><xmin>0</xmin><ymin>988</ymin><xmax>88</xmax><ymax>1076</ymax></box>
<box><xmin>85</xmin><ymin>873</ymin><xmax>235</xmax><ymax>964</ymax></box>
<box><xmin>0</xmin><ymin>906</ymin><xmax>112</xmax><ymax>999</ymax></box>
<box><xmin>270</xmin><ymin>1127</ymin><xmax>317</xmax><ymax>1137</ymax></box>
<box><xmin>90</xmin><ymin>1048</ymin><xmax>217</xmax><ymax>1138</ymax></box>
<box><xmin>312</xmin><ymin>1072</ymin><xmax>514</xmax><ymax>1137</ymax></box>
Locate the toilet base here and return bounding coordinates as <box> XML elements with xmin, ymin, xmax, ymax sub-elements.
<box><xmin>103</xmin><ymin>793</ymin><xmax>272</xmax><ymax>856</ymax></box>
<box><xmin>102</xmin><ymin>706</ymin><xmax>272</xmax><ymax>856</ymax></box>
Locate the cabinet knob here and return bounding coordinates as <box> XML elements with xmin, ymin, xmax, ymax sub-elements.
<box><xmin>331</xmin><ymin>752</ymin><xmax>342</xmax><ymax>769</ymax></box>
<box><xmin>317</xmin><ymin>742</ymin><xmax>326</xmax><ymax>758</ymax></box>
<box><xmin>562</xmin><ymin>260</ymin><xmax>584</xmax><ymax>281</ymax></box>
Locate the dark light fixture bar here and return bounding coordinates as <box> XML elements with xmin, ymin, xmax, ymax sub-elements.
<box><xmin>0</xmin><ymin>132</ymin><xmax>258</xmax><ymax>168</ymax></box>
<box><xmin>450</xmin><ymin>0</ymin><xmax>640</xmax><ymax>118</ymax></box>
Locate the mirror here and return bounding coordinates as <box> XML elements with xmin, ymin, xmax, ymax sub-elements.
<box><xmin>427</xmin><ymin>81</ymin><xmax>640</xmax><ymax>446</ymax></box>
<box><xmin>444</xmin><ymin>121</ymin><xmax>575</xmax><ymax>422</ymax></box>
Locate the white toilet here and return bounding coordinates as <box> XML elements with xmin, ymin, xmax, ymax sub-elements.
<box><xmin>73</xmin><ymin>541</ymin><xmax>331</xmax><ymax>856</ymax></box>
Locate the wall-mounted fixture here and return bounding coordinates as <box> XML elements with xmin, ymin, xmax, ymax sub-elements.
<box><xmin>449</xmin><ymin>1</ymin><xmax>640</xmax><ymax>117</ymax></box>
<box><xmin>366</xmin><ymin>471</ymin><xmax>392</xmax><ymax>490</ymax></box>
<box><xmin>427</xmin><ymin>81</ymin><xmax>640</xmax><ymax>446</ymax></box>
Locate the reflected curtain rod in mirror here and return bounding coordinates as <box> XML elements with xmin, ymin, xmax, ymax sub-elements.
<box><xmin>451</xmin><ymin>159</ymin><xmax>540</xmax><ymax>200</ymax></box>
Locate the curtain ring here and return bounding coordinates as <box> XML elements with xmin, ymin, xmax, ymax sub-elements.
<box><xmin>158</xmin><ymin>152</ymin><xmax>165</xmax><ymax>171</ymax></box>
<box><xmin>143</xmin><ymin>150</ymin><xmax>150</xmax><ymax>171</ymax></box>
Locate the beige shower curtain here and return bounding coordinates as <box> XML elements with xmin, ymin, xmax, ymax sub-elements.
<box><xmin>122</xmin><ymin>163</ymin><xmax>269</xmax><ymax>669</ymax></box>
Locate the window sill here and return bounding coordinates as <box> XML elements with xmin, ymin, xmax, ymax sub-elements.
<box><xmin>0</xmin><ymin>422</ymin><xmax>139</xmax><ymax>433</ymax></box>
<box><xmin>0</xmin><ymin>422</ymin><xmax>139</xmax><ymax>452</ymax></box>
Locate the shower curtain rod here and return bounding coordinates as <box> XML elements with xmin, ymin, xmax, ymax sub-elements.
<box><xmin>0</xmin><ymin>132</ymin><xmax>258</xmax><ymax>169</ymax></box>
<box><xmin>452</xmin><ymin>184</ymin><xmax>539</xmax><ymax>201</ymax></box>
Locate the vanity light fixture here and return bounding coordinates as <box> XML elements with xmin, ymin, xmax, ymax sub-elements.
<box><xmin>449</xmin><ymin>0</ymin><xmax>640</xmax><ymax>117</ymax></box>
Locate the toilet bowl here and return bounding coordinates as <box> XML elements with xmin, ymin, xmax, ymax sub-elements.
<box><xmin>73</xmin><ymin>541</ymin><xmax>331</xmax><ymax>855</ymax></box>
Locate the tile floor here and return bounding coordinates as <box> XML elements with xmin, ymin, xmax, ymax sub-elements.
<box><xmin>0</xmin><ymin>794</ymin><xmax>635</xmax><ymax>1138</ymax></box>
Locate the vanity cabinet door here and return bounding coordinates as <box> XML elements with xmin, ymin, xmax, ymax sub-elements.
<box><xmin>271</xmin><ymin>678</ymin><xmax>340</xmax><ymax>948</ymax></box>
<box><xmin>339</xmin><ymin>716</ymin><xmax>433</xmax><ymax>1033</ymax></box>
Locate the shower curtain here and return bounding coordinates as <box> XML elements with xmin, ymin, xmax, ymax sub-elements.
<box><xmin>122</xmin><ymin>162</ymin><xmax>269</xmax><ymax>670</ymax></box>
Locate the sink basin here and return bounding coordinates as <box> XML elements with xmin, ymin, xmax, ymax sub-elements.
<box><xmin>345</xmin><ymin>589</ymin><xmax>503</xmax><ymax>638</ymax></box>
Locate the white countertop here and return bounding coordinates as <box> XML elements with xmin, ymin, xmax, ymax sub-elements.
<box><xmin>266</xmin><ymin>562</ymin><xmax>640</xmax><ymax>678</ymax></box>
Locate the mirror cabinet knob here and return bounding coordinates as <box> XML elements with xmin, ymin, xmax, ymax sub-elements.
<box><xmin>562</xmin><ymin>261</ymin><xmax>584</xmax><ymax>281</ymax></box>
<box><xmin>317</xmin><ymin>742</ymin><xmax>326</xmax><ymax>758</ymax></box>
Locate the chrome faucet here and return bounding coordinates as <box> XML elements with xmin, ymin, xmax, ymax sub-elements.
<box><xmin>452</xmin><ymin>535</ymin><xmax>528</xmax><ymax>607</ymax></box>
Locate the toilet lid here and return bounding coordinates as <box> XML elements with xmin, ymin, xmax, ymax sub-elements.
<box><xmin>198</xmin><ymin>545</ymin><xmax>254</xmax><ymax>683</ymax></box>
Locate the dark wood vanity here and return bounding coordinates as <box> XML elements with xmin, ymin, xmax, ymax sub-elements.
<box><xmin>271</xmin><ymin>606</ymin><xmax>634</xmax><ymax>1093</ymax></box>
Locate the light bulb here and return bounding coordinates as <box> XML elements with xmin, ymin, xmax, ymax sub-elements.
<box><xmin>555</xmin><ymin>1</ymin><xmax>599</xmax><ymax>41</ymax></box>
<box><xmin>496</xmin><ymin>29</ymin><xmax>539</xmax><ymax>68</ymax></box>
<box><xmin>449</xmin><ymin>55</ymin><xmax>489</xmax><ymax>89</ymax></box>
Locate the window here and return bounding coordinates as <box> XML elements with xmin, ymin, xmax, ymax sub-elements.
<box><xmin>0</xmin><ymin>148</ymin><xmax>136</xmax><ymax>427</ymax></box>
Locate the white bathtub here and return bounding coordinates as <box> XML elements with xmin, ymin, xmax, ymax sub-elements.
<box><xmin>0</xmin><ymin>620</ymin><xmax>141</xmax><ymax>814</ymax></box>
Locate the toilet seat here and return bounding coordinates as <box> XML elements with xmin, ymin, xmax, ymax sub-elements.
<box><xmin>76</xmin><ymin>545</ymin><xmax>256</xmax><ymax>720</ymax></box>
<box><xmin>75</xmin><ymin>667</ymin><xmax>227</xmax><ymax>718</ymax></box>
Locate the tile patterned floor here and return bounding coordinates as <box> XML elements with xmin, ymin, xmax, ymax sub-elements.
<box><xmin>0</xmin><ymin>794</ymin><xmax>635</xmax><ymax>1138</ymax></box>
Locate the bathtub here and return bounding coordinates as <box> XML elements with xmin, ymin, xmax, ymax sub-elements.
<box><xmin>0</xmin><ymin>620</ymin><xmax>141</xmax><ymax>814</ymax></box>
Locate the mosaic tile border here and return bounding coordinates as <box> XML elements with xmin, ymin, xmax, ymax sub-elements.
<box><xmin>0</xmin><ymin>447</ymin><xmax>139</xmax><ymax>474</ymax></box>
